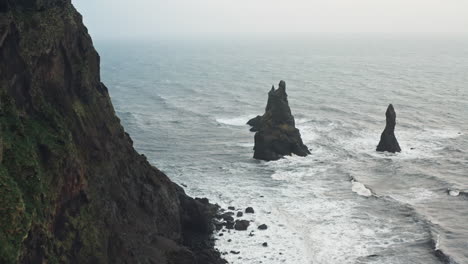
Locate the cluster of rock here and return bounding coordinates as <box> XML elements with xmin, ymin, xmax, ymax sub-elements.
<box><xmin>248</xmin><ymin>82</ymin><xmax>402</xmax><ymax>160</ymax></box>
<box><xmin>247</xmin><ymin>80</ymin><xmax>311</xmax><ymax>161</ymax></box>
<box><xmin>214</xmin><ymin>206</ymin><xmax>269</xmax><ymax>256</ymax></box>
<box><xmin>215</xmin><ymin>206</ymin><xmax>266</xmax><ymax>231</ymax></box>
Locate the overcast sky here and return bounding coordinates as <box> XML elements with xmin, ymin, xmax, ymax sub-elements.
<box><xmin>72</xmin><ymin>0</ymin><xmax>468</xmax><ymax>39</ymax></box>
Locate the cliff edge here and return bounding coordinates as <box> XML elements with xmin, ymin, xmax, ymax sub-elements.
<box><xmin>0</xmin><ymin>1</ymin><xmax>225</xmax><ymax>263</ymax></box>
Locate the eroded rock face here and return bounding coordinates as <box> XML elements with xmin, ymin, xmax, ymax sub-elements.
<box><xmin>0</xmin><ymin>1</ymin><xmax>225</xmax><ymax>263</ymax></box>
<box><xmin>376</xmin><ymin>104</ymin><xmax>401</xmax><ymax>153</ymax></box>
<box><xmin>247</xmin><ymin>81</ymin><xmax>310</xmax><ymax>161</ymax></box>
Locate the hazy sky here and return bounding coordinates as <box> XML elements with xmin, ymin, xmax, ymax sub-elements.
<box><xmin>72</xmin><ymin>0</ymin><xmax>468</xmax><ymax>39</ymax></box>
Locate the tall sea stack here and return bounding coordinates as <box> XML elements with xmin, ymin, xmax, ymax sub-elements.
<box><xmin>247</xmin><ymin>81</ymin><xmax>310</xmax><ymax>161</ymax></box>
<box><xmin>0</xmin><ymin>1</ymin><xmax>225</xmax><ymax>263</ymax></box>
<box><xmin>376</xmin><ymin>104</ymin><xmax>401</xmax><ymax>153</ymax></box>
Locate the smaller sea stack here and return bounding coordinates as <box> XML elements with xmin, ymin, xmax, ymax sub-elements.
<box><xmin>376</xmin><ymin>104</ymin><xmax>401</xmax><ymax>153</ymax></box>
<box><xmin>247</xmin><ymin>81</ymin><xmax>310</xmax><ymax>161</ymax></box>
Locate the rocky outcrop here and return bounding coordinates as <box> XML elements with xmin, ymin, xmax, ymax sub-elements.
<box><xmin>247</xmin><ymin>81</ymin><xmax>310</xmax><ymax>161</ymax></box>
<box><xmin>376</xmin><ymin>104</ymin><xmax>401</xmax><ymax>153</ymax></box>
<box><xmin>0</xmin><ymin>1</ymin><xmax>225</xmax><ymax>263</ymax></box>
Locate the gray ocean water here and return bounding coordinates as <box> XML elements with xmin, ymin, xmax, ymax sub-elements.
<box><xmin>97</xmin><ymin>35</ymin><xmax>468</xmax><ymax>264</ymax></box>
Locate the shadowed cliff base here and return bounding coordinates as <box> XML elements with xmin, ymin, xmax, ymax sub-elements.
<box><xmin>0</xmin><ymin>1</ymin><xmax>225</xmax><ymax>263</ymax></box>
<box><xmin>376</xmin><ymin>104</ymin><xmax>401</xmax><ymax>153</ymax></box>
<box><xmin>247</xmin><ymin>81</ymin><xmax>310</xmax><ymax>161</ymax></box>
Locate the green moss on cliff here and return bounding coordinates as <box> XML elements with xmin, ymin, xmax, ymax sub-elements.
<box><xmin>0</xmin><ymin>166</ymin><xmax>29</xmax><ymax>263</ymax></box>
<box><xmin>0</xmin><ymin>105</ymin><xmax>37</xmax><ymax>261</ymax></box>
<box><xmin>0</xmin><ymin>85</ymin><xmax>94</xmax><ymax>262</ymax></box>
<box><xmin>13</xmin><ymin>5</ymin><xmax>77</xmax><ymax>63</ymax></box>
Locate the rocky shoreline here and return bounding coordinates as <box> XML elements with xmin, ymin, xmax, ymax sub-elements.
<box><xmin>213</xmin><ymin>205</ymin><xmax>270</xmax><ymax>258</ymax></box>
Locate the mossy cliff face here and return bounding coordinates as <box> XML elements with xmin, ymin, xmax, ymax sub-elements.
<box><xmin>0</xmin><ymin>1</ymin><xmax>224</xmax><ymax>263</ymax></box>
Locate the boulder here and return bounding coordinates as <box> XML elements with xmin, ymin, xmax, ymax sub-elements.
<box><xmin>245</xmin><ymin>207</ymin><xmax>255</xmax><ymax>214</ymax></box>
<box><xmin>234</xmin><ymin>220</ymin><xmax>250</xmax><ymax>231</ymax></box>
<box><xmin>247</xmin><ymin>81</ymin><xmax>310</xmax><ymax>161</ymax></box>
<box><xmin>376</xmin><ymin>104</ymin><xmax>401</xmax><ymax>153</ymax></box>
<box><xmin>225</xmin><ymin>221</ymin><xmax>235</xmax><ymax>230</ymax></box>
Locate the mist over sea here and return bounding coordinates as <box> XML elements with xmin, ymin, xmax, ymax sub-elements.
<box><xmin>97</xmin><ymin>35</ymin><xmax>468</xmax><ymax>264</ymax></box>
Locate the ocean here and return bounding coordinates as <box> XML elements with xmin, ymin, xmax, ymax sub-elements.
<box><xmin>96</xmin><ymin>35</ymin><xmax>468</xmax><ymax>264</ymax></box>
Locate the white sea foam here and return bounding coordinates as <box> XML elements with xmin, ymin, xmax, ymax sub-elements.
<box><xmin>216</xmin><ymin>115</ymin><xmax>255</xmax><ymax>126</ymax></box>
<box><xmin>263</xmin><ymin>152</ymin><xmax>426</xmax><ymax>263</ymax></box>
<box><xmin>352</xmin><ymin>180</ymin><xmax>373</xmax><ymax>197</ymax></box>
<box><xmin>296</xmin><ymin>126</ymin><xmax>320</xmax><ymax>143</ymax></box>
<box><xmin>281</xmin><ymin>189</ymin><xmax>418</xmax><ymax>264</ymax></box>
<box><xmin>237</xmin><ymin>142</ymin><xmax>253</xmax><ymax>148</ymax></box>
<box><xmin>390</xmin><ymin>187</ymin><xmax>436</xmax><ymax>204</ymax></box>
<box><xmin>271</xmin><ymin>166</ymin><xmax>328</xmax><ymax>182</ymax></box>
<box><xmin>295</xmin><ymin>118</ymin><xmax>311</xmax><ymax>125</ymax></box>
<box><xmin>435</xmin><ymin>234</ymin><xmax>441</xmax><ymax>250</ymax></box>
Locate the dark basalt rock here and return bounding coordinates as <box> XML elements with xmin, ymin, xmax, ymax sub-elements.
<box><xmin>225</xmin><ymin>221</ymin><xmax>235</xmax><ymax>230</ymax></box>
<box><xmin>221</xmin><ymin>214</ymin><xmax>234</xmax><ymax>223</ymax></box>
<box><xmin>247</xmin><ymin>81</ymin><xmax>310</xmax><ymax>161</ymax></box>
<box><xmin>376</xmin><ymin>104</ymin><xmax>401</xmax><ymax>153</ymax></box>
<box><xmin>258</xmin><ymin>224</ymin><xmax>268</xmax><ymax>230</ymax></box>
<box><xmin>214</xmin><ymin>220</ymin><xmax>224</xmax><ymax>231</ymax></box>
<box><xmin>245</xmin><ymin>207</ymin><xmax>255</xmax><ymax>214</ymax></box>
<box><xmin>234</xmin><ymin>220</ymin><xmax>250</xmax><ymax>231</ymax></box>
<box><xmin>247</xmin><ymin>115</ymin><xmax>262</xmax><ymax>132</ymax></box>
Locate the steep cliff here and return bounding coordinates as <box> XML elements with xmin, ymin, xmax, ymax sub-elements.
<box><xmin>247</xmin><ymin>81</ymin><xmax>310</xmax><ymax>161</ymax></box>
<box><xmin>0</xmin><ymin>1</ymin><xmax>224</xmax><ymax>263</ymax></box>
